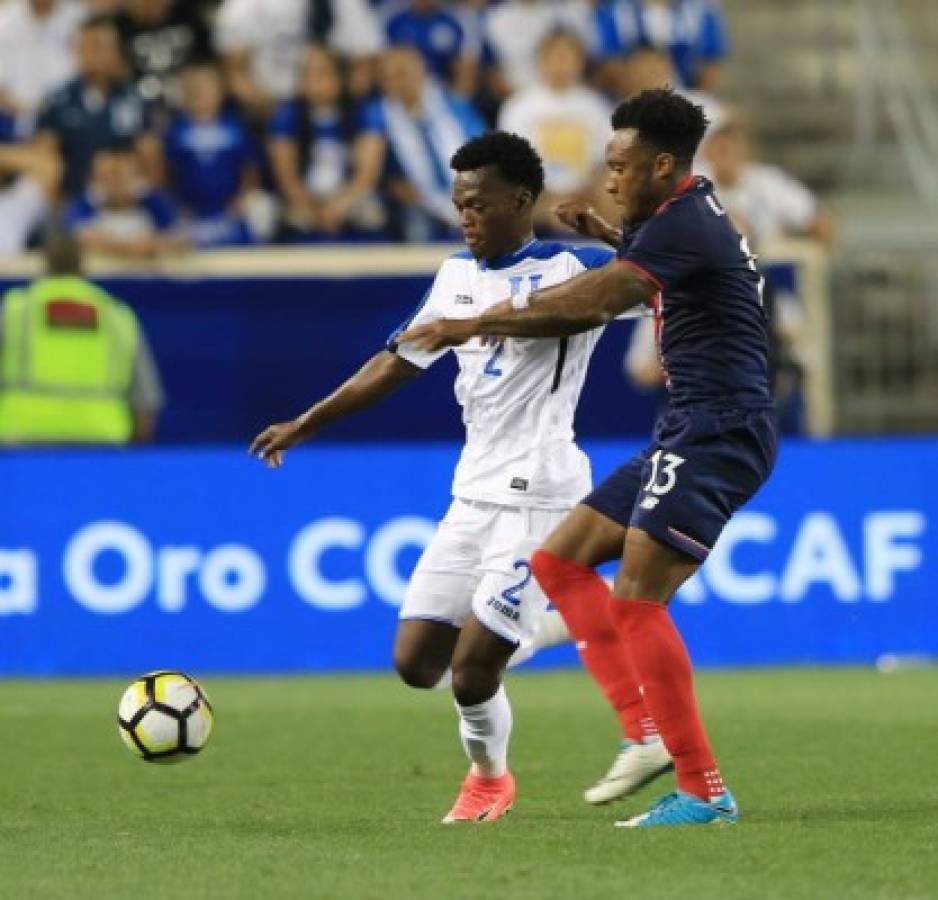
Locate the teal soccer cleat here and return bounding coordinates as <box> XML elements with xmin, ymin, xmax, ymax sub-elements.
<box><xmin>614</xmin><ymin>789</ymin><xmax>739</xmax><ymax>828</ymax></box>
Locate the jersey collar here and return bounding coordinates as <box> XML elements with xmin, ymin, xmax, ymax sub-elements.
<box><xmin>654</xmin><ymin>174</ymin><xmax>699</xmax><ymax>215</ymax></box>
<box><xmin>479</xmin><ymin>238</ymin><xmax>539</xmax><ymax>271</ymax></box>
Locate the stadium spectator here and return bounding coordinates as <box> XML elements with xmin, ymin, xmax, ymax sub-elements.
<box><xmin>35</xmin><ymin>15</ymin><xmax>163</xmax><ymax>198</ymax></box>
<box><xmin>0</xmin><ymin>230</ymin><xmax>164</xmax><ymax>445</ymax></box>
<box><xmin>498</xmin><ymin>30</ymin><xmax>610</xmax><ymax>228</ymax></box>
<box><xmin>358</xmin><ymin>45</ymin><xmax>485</xmax><ymax>241</ymax></box>
<box><xmin>268</xmin><ymin>45</ymin><xmax>384</xmax><ymax>241</ymax></box>
<box><xmin>115</xmin><ymin>0</ymin><xmax>215</xmax><ymax>111</ymax></box>
<box><xmin>0</xmin><ymin>141</ymin><xmax>61</xmax><ymax>254</ymax></box>
<box><xmin>0</xmin><ymin>0</ymin><xmax>87</xmax><ymax>141</ymax></box>
<box><xmin>65</xmin><ymin>144</ymin><xmax>186</xmax><ymax>261</ymax></box>
<box><xmin>215</xmin><ymin>0</ymin><xmax>383</xmax><ymax>119</ymax></box>
<box><xmin>699</xmin><ymin>114</ymin><xmax>834</xmax><ymax>248</ymax></box>
<box><xmin>601</xmin><ymin>46</ymin><xmax>724</xmax><ymax>147</ymax></box>
<box><xmin>483</xmin><ymin>0</ymin><xmax>594</xmax><ymax>97</ymax></box>
<box><xmin>385</xmin><ymin>0</ymin><xmax>477</xmax><ymax>97</ymax></box>
<box><xmin>593</xmin><ymin>0</ymin><xmax>729</xmax><ymax>91</ymax></box>
<box><xmin>164</xmin><ymin>62</ymin><xmax>271</xmax><ymax>247</ymax></box>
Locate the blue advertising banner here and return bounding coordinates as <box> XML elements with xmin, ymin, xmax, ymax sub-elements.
<box><xmin>0</xmin><ymin>276</ymin><xmax>659</xmax><ymax>444</ymax></box>
<box><xmin>1</xmin><ymin>439</ymin><xmax>933</xmax><ymax>675</ymax></box>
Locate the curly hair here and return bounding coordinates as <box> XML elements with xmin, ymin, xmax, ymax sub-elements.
<box><xmin>611</xmin><ymin>88</ymin><xmax>709</xmax><ymax>167</ymax></box>
<box><xmin>450</xmin><ymin>131</ymin><xmax>545</xmax><ymax>199</ymax></box>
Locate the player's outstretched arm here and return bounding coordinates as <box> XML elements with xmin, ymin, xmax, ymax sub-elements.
<box><xmin>399</xmin><ymin>262</ymin><xmax>656</xmax><ymax>351</ymax></box>
<box><xmin>249</xmin><ymin>351</ymin><xmax>420</xmax><ymax>468</ymax></box>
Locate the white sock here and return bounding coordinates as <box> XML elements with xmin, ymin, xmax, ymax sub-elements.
<box><xmin>434</xmin><ymin>669</ymin><xmax>453</xmax><ymax>690</ymax></box>
<box><xmin>456</xmin><ymin>684</ymin><xmax>512</xmax><ymax>778</ymax></box>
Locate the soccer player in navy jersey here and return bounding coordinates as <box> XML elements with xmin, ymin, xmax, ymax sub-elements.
<box><xmin>400</xmin><ymin>88</ymin><xmax>778</xmax><ymax>828</ymax></box>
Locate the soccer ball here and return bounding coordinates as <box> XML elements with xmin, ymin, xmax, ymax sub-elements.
<box><xmin>117</xmin><ymin>671</ymin><xmax>214</xmax><ymax>763</ymax></box>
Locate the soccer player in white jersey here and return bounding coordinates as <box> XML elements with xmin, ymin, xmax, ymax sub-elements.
<box><xmin>250</xmin><ymin>132</ymin><xmax>613</xmax><ymax>823</ymax></box>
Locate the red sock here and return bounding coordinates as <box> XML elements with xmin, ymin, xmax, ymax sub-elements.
<box><xmin>531</xmin><ymin>550</ymin><xmax>657</xmax><ymax>743</ymax></box>
<box><xmin>611</xmin><ymin>598</ymin><xmax>725</xmax><ymax>801</ymax></box>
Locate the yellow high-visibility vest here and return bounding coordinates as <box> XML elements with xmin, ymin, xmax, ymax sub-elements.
<box><xmin>0</xmin><ymin>276</ymin><xmax>138</xmax><ymax>444</ymax></box>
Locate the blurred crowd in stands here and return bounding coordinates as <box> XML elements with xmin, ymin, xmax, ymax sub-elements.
<box><xmin>0</xmin><ymin>0</ymin><xmax>835</xmax><ymax>257</ymax></box>
<box><xmin>0</xmin><ymin>0</ymin><xmax>782</xmax><ymax>259</ymax></box>
<box><xmin>0</xmin><ymin>0</ymin><xmax>840</xmax><ymax>443</ymax></box>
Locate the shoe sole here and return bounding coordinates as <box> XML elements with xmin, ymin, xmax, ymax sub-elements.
<box><xmin>584</xmin><ymin>761</ymin><xmax>674</xmax><ymax>805</ymax></box>
<box><xmin>441</xmin><ymin>802</ymin><xmax>514</xmax><ymax>824</ymax></box>
<box><xmin>614</xmin><ymin>816</ymin><xmax>738</xmax><ymax>828</ymax></box>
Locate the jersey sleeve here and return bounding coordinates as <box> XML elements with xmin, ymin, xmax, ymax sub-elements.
<box><xmin>569</xmin><ymin>245</ymin><xmax>615</xmax><ymax>270</ymax></box>
<box><xmin>268</xmin><ymin>101</ymin><xmax>299</xmax><ymax>139</ymax></box>
<box><xmin>36</xmin><ymin>92</ymin><xmax>64</xmax><ymax>135</ymax></box>
<box><xmin>386</xmin><ymin>262</ymin><xmax>454</xmax><ymax>369</ymax></box>
<box><xmin>359</xmin><ymin>99</ymin><xmax>387</xmax><ymax>136</ymax></box>
<box><xmin>699</xmin><ymin>5</ymin><xmax>729</xmax><ymax>62</ymax></box>
<box><xmin>618</xmin><ymin>199</ymin><xmax>707</xmax><ymax>290</ymax></box>
<box><xmin>65</xmin><ymin>195</ymin><xmax>96</xmax><ymax>230</ymax></box>
<box><xmin>144</xmin><ymin>193</ymin><xmax>178</xmax><ymax>231</ymax></box>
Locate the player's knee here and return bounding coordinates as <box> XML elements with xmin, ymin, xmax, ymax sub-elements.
<box><xmin>393</xmin><ymin>650</ymin><xmax>446</xmax><ymax>690</ymax></box>
<box><xmin>614</xmin><ymin>568</ymin><xmax>662</xmax><ymax>602</ymax></box>
<box><xmin>451</xmin><ymin>661</ymin><xmax>500</xmax><ymax>707</ymax></box>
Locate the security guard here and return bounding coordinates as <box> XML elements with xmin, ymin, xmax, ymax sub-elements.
<box><xmin>0</xmin><ymin>232</ymin><xmax>163</xmax><ymax>445</ymax></box>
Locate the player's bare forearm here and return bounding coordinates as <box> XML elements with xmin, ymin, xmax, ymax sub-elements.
<box><xmin>295</xmin><ymin>351</ymin><xmax>420</xmax><ymax>436</ymax></box>
<box><xmin>598</xmin><ymin>221</ymin><xmax>624</xmax><ymax>247</ymax></box>
<box><xmin>397</xmin><ymin>264</ymin><xmax>656</xmax><ymax>350</ymax></box>
<box><xmin>474</xmin><ymin>263</ymin><xmax>654</xmax><ymax>339</ymax></box>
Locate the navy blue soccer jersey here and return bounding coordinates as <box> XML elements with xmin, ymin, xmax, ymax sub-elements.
<box><xmin>617</xmin><ymin>175</ymin><xmax>772</xmax><ymax>410</ymax></box>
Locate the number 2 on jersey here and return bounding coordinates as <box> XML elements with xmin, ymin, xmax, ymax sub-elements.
<box><xmin>484</xmin><ymin>341</ymin><xmax>505</xmax><ymax>376</ymax></box>
<box><xmin>501</xmin><ymin>560</ymin><xmax>532</xmax><ymax>606</ymax></box>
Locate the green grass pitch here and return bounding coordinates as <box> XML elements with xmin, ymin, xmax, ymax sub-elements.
<box><xmin>1</xmin><ymin>668</ymin><xmax>936</xmax><ymax>900</ymax></box>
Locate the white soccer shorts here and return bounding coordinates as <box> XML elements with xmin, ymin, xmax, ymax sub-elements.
<box><xmin>399</xmin><ymin>497</ymin><xmax>568</xmax><ymax>646</ymax></box>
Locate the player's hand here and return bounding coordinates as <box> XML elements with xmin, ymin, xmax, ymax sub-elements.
<box><xmin>554</xmin><ymin>200</ymin><xmax>610</xmax><ymax>241</ymax></box>
<box><xmin>249</xmin><ymin>419</ymin><xmax>308</xmax><ymax>469</ymax></box>
<box><xmin>397</xmin><ymin>318</ymin><xmax>478</xmax><ymax>352</ymax></box>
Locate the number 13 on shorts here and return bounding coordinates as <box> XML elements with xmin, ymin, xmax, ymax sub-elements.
<box><xmin>643</xmin><ymin>450</ymin><xmax>685</xmax><ymax>496</ymax></box>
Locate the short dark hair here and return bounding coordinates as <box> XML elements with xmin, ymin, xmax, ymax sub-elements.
<box><xmin>450</xmin><ymin>131</ymin><xmax>545</xmax><ymax>199</ymax></box>
<box><xmin>611</xmin><ymin>88</ymin><xmax>709</xmax><ymax>168</ymax></box>
<box><xmin>43</xmin><ymin>229</ymin><xmax>82</xmax><ymax>276</ymax></box>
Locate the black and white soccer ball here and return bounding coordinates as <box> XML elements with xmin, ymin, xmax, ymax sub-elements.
<box><xmin>117</xmin><ymin>671</ymin><xmax>214</xmax><ymax>763</ymax></box>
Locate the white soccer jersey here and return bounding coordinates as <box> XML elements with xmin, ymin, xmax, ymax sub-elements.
<box><xmin>391</xmin><ymin>239</ymin><xmax>614</xmax><ymax>509</ymax></box>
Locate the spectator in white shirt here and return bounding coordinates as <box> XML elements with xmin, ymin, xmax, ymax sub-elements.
<box><xmin>0</xmin><ymin>0</ymin><xmax>87</xmax><ymax>139</ymax></box>
<box><xmin>215</xmin><ymin>0</ymin><xmax>383</xmax><ymax>119</ymax></box>
<box><xmin>699</xmin><ymin>114</ymin><xmax>834</xmax><ymax>249</ymax></box>
<box><xmin>484</xmin><ymin>0</ymin><xmax>594</xmax><ymax>98</ymax></box>
<box><xmin>498</xmin><ymin>29</ymin><xmax>611</xmax><ymax>229</ymax></box>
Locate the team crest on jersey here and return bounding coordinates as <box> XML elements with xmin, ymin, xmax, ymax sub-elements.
<box><xmin>455</xmin><ymin>294</ymin><xmax>474</xmax><ymax>304</ymax></box>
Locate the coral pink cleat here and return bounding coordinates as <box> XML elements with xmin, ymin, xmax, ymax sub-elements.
<box><xmin>441</xmin><ymin>770</ymin><xmax>516</xmax><ymax>823</ymax></box>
